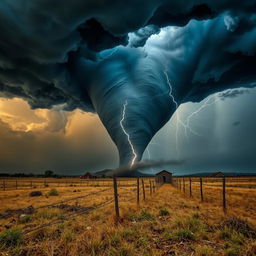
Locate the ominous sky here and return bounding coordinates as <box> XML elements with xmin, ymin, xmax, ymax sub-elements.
<box><xmin>1</xmin><ymin>88</ymin><xmax>256</xmax><ymax>175</ymax></box>
<box><xmin>0</xmin><ymin>1</ymin><xmax>256</xmax><ymax>174</ymax></box>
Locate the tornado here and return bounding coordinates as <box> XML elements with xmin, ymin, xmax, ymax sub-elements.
<box><xmin>71</xmin><ymin>48</ymin><xmax>176</xmax><ymax>166</ymax></box>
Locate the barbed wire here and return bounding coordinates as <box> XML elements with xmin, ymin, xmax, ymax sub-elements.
<box><xmin>23</xmin><ymin>198</ymin><xmax>114</xmax><ymax>235</ymax></box>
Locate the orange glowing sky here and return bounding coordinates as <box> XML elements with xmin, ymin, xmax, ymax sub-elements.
<box><xmin>0</xmin><ymin>97</ymin><xmax>118</xmax><ymax>174</ymax></box>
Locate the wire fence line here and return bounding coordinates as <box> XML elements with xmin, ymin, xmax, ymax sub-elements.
<box><xmin>1</xmin><ymin>176</ymin><xmax>255</xmax><ymax>234</ymax></box>
<box><xmin>35</xmin><ymin>188</ymin><xmax>111</xmax><ymax>210</ymax></box>
<box><xmin>171</xmin><ymin>176</ymin><xmax>256</xmax><ymax>214</ymax></box>
<box><xmin>0</xmin><ymin>177</ymin><xmax>159</xmax><ymax>234</ymax></box>
<box><xmin>0</xmin><ymin>177</ymin><xmax>155</xmax><ymax>191</ymax></box>
<box><xmin>22</xmin><ymin>198</ymin><xmax>115</xmax><ymax>235</ymax></box>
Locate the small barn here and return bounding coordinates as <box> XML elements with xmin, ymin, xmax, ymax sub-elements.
<box><xmin>80</xmin><ymin>172</ymin><xmax>97</xmax><ymax>179</ymax></box>
<box><xmin>155</xmin><ymin>170</ymin><xmax>173</xmax><ymax>184</ymax></box>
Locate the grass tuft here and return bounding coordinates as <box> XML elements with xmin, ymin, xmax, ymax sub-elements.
<box><xmin>165</xmin><ymin>229</ymin><xmax>195</xmax><ymax>241</ymax></box>
<box><xmin>110</xmin><ymin>233</ymin><xmax>121</xmax><ymax>247</ymax></box>
<box><xmin>48</xmin><ymin>188</ymin><xmax>59</xmax><ymax>196</ymax></box>
<box><xmin>173</xmin><ymin>229</ymin><xmax>195</xmax><ymax>241</ymax></box>
<box><xmin>138</xmin><ymin>210</ymin><xmax>155</xmax><ymax>221</ymax></box>
<box><xmin>127</xmin><ymin>211</ymin><xmax>155</xmax><ymax>222</ymax></box>
<box><xmin>224</xmin><ymin>245</ymin><xmax>241</xmax><ymax>256</ymax></box>
<box><xmin>195</xmin><ymin>246</ymin><xmax>214</xmax><ymax>256</ymax></box>
<box><xmin>159</xmin><ymin>207</ymin><xmax>169</xmax><ymax>216</ymax></box>
<box><xmin>217</xmin><ymin>228</ymin><xmax>233</xmax><ymax>240</ymax></box>
<box><xmin>0</xmin><ymin>228</ymin><xmax>23</xmax><ymax>248</ymax></box>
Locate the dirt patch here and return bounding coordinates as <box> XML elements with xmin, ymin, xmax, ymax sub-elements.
<box><xmin>0</xmin><ymin>206</ymin><xmax>35</xmax><ymax>220</ymax></box>
<box><xmin>51</xmin><ymin>204</ymin><xmax>93</xmax><ymax>213</ymax></box>
<box><xmin>29</xmin><ymin>191</ymin><xmax>42</xmax><ymax>197</ymax></box>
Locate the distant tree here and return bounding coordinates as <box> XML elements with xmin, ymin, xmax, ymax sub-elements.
<box><xmin>44</xmin><ymin>170</ymin><xmax>54</xmax><ymax>177</ymax></box>
<box><xmin>0</xmin><ymin>173</ymin><xmax>10</xmax><ymax>177</ymax></box>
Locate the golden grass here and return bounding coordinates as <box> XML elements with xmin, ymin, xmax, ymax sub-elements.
<box><xmin>177</xmin><ymin>178</ymin><xmax>256</xmax><ymax>223</ymax></box>
<box><xmin>0</xmin><ymin>178</ymin><xmax>255</xmax><ymax>256</ymax></box>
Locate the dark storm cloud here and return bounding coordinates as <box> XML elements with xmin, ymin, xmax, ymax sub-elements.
<box><xmin>128</xmin><ymin>25</ymin><xmax>160</xmax><ymax>48</ymax></box>
<box><xmin>0</xmin><ymin>0</ymin><xmax>256</xmax><ymax>166</ymax></box>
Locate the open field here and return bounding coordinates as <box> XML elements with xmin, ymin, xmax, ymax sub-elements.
<box><xmin>0</xmin><ymin>177</ymin><xmax>256</xmax><ymax>256</ymax></box>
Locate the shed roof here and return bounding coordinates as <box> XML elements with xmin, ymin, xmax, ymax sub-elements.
<box><xmin>155</xmin><ymin>170</ymin><xmax>172</xmax><ymax>176</ymax></box>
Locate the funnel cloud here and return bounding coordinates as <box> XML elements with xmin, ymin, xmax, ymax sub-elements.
<box><xmin>0</xmin><ymin>1</ymin><xmax>255</xmax><ymax>166</ymax></box>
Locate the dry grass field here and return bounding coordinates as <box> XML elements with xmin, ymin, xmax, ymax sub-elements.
<box><xmin>0</xmin><ymin>177</ymin><xmax>256</xmax><ymax>256</ymax></box>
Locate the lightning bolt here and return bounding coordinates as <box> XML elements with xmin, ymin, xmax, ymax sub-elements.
<box><xmin>120</xmin><ymin>100</ymin><xmax>137</xmax><ymax>167</ymax></box>
<box><xmin>164</xmin><ymin>70</ymin><xmax>180</xmax><ymax>158</ymax></box>
<box><xmin>164</xmin><ymin>70</ymin><xmax>193</xmax><ymax>158</ymax></box>
<box><xmin>164</xmin><ymin>69</ymin><xmax>222</xmax><ymax>159</ymax></box>
<box><xmin>164</xmin><ymin>70</ymin><xmax>204</xmax><ymax>158</ymax></box>
<box><xmin>184</xmin><ymin>94</ymin><xmax>221</xmax><ymax>136</ymax></box>
<box><xmin>164</xmin><ymin>71</ymin><xmax>178</xmax><ymax>109</ymax></box>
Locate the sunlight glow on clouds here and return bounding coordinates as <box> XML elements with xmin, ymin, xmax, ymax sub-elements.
<box><xmin>0</xmin><ymin>97</ymin><xmax>118</xmax><ymax>173</ymax></box>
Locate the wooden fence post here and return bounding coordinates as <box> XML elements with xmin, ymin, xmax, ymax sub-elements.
<box><xmin>137</xmin><ymin>178</ymin><xmax>140</xmax><ymax>205</ymax></box>
<box><xmin>3</xmin><ymin>180</ymin><xmax>5</xmax><ymax>191</ymax></box>
<box><xmin>150</xmin><ymin>181</ymin><xmax>152</xmax><ymax>196</ymax></box>
<box><xmin>183</xmin><ymin>178</ymin><xmax>185</xmax><ymax>193</ymax></box>
<box><xmin>200</xmin><ymin>178</ymin><xmax>203</xmax><ymax>202</ymax></box>
<box><xmin>142</xmin><ymin>179</ymin><xmax>146</xmax><ymax>201</ymax></box>
<box><xmin>30</xmin><ymin>181</ymin><xmax>33</xmax><ymax>188</ymax></box>
<box><xmin>189</xmin><ymin>178</ymin><xmax>192</xmax><ymax>197</ymax></box>
<box><xmin>113</xmin><ymin>177</ymin><xmax>120</xmax><ymax>222</ymax></box>
<box><xmin>223</xmin><ymin>177</ymin><xmax>227</xmax><ymax>214</ymax></box>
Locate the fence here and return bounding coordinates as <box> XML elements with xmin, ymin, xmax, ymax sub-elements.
<box><xmin>171</xmin><ymin>176</ymin><xmax>256</xmax><ymax>214</ymax></box>
<box><xmin>0</xmin><ymin>177</ymin><xmax>154</xmax><ymax>191</ymax></box>
<box><xmin>0</xmin><ymin>177</ymin><xmax>160</xmax><ymax>230</ymax></box>
<box><xmin>113</xmin><ymin>177</ymin><xmax>161</xmax><ymax>222</ymax></box>
<box><xmin>1</xmin><ymin>176</ymin><xmax>255</xmax><ymax>230</ymax></box>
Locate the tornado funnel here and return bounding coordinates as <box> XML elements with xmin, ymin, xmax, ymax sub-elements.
<box><xmin>74</xmin><ymin>50</ymin><xmax>176</xmax><ymax>166</ymax></box>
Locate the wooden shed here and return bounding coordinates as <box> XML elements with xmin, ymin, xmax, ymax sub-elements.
<box><xmin>155</xmin><ymin>170</ymin><xmax>172</xmax><ymax>184</ymax></box>
<box><xmin>80</xmin><ymin>172</ymin><xmax>97</xmax><ymax>179</ymax></box>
